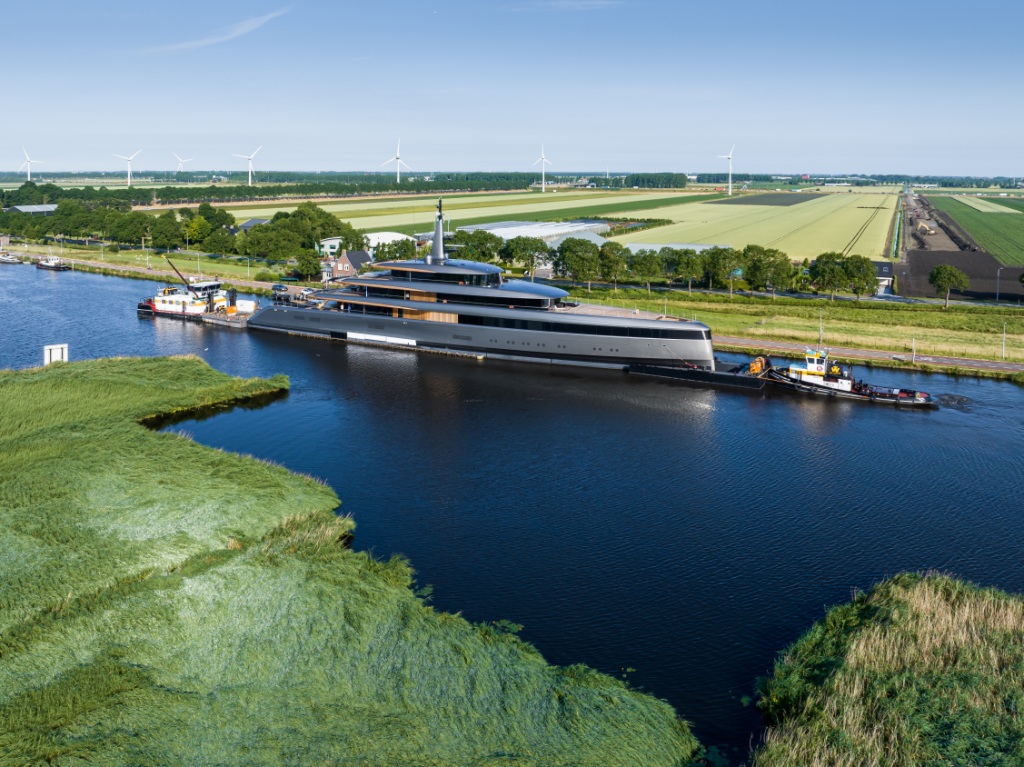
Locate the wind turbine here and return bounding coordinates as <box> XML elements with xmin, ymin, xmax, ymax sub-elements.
<box><xmin>19</xmin><ymin>147</ymin><xmax>43</xmax><ymax>182</ymax></box>
<box><xmin>232</xmin><ymin>146</ymin><xmax>262</xmax><ymax>186</ymax></box>
<box><xmin>719</xmin><ymin>144</ymin><xmax>735</xmax><ymax>196</ymax></box>
<box><xmin>173</xmin><ymin>153</ymin><xmax>192</xmax><ymax>173</ymax></box>
<box><xmin>381</xmin><ymin>139</ymin><xmax>410</xmax><ymax>183</ymax></box>
<box><xmin>114</xmin><ymin>150</ymin><xmax>142</xmax><ymax>187</ymax></box>
<box><xmin>534</xmin><ymin>145</ymin><xmax>552</xmax><ymax>192</ymax></box>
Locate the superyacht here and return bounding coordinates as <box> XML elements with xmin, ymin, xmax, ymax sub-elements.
<box><xmin>247</xmin><ymin>200</ymin><xmax>715</xmax><ymax>370</ymax></box>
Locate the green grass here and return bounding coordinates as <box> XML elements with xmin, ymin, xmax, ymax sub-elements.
<box><xmin>568</xmin><ymin>287</ymin><xmax>1024</xmax><ymax>363</ymax></box>
<box><xmin>992</xmin><ymin>197</ymin><xmax>1024</xmax><ymax>214</ymax></box>
<box><xmin>929</xmin><ymin>196</ymin><xmax>1024</xmax><ymax>265</ymax></box>
<box><xmin>753</xmin><ymin>573</ymin><xmax>1024</xmax><ymax>766</ymax></box>
<box><xmin>0</xmin><ymin>356</ymin><xmax>699</xmax><ymax>766</ymax></box>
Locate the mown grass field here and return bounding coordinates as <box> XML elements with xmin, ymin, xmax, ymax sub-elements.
<box><xmin>610</xmin><ymin>193</ymin><xmax>899</xmax><ymax>259</ymax></box>
<box><xmin>930</xmin><ymin>196</ymin><xmax>1024</xmax><ymax>266</ymax></box>
<box><xmin>754</xmin><ymin>573</ymin><xmax>1024</xmax><ymax>766</ymax></box>
<box><xmin>0</xmin><ymin>356</ymin><xmax>699</xmax><ymax>766</ymax></box>
<box><xmin>568</xmin><ymin>288</ymin><xmax>1024</xmax><ymax>363</ymax></box>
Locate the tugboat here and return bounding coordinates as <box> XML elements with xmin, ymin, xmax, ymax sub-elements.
<box><xmin>744</xmin><ymin>348</ymin><xmax>936</xmax><ymax>407</ymax></box>
<box><xmin>36</xmin><ymin>256</ymin><xmax>71</xmax><ymax>271</ymax></box>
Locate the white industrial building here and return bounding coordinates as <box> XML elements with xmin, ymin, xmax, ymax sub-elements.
<box><xmin>455</xmin><ymin>219</ymin><xmax>611</xmax><ymax>243</ymax></box>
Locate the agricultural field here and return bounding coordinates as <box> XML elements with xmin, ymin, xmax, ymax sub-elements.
<box><xmin>948</xmin><ymin>195</ymin><xmax>1022</xmax><ymax>213</ymax></box>
<box><xmin>929</xmin><ymin>196</ymin><xmax>1024</xmax><ymax>265</ymax></box>
<box><xmin>212</xmin><ymin>190</ymin><xmax>712</xmax><ymax>234</ymax></box>
<box><xmin>611</xmin><ymin>192</ymin><xmax>900</xmax><ymax>260</ymax></box>
<box><xmin>992</xmin><ymin>197</ymin><xmax>1024</xmax><ymax>213</ymax></box>
<box><xmin>915</xmin><ymin>186</ymin><xmax>1024</xmax><ymax>196</ymax></box>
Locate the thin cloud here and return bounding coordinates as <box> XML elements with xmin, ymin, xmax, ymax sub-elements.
<box><xmin>142</xmin><ymin>8</ymin><xmax>289</xmax><ymax>53</ymax></box>
<box><xmin>531</xmin><ymin>0</ymin><xmax>621</xmax><ymax>8</ymax></box>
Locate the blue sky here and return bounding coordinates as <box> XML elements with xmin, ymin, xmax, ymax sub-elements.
<box><xmin>6</xmin><ymin>1</ymin><xmax>1021</xmax><ymax>176</ymax></box>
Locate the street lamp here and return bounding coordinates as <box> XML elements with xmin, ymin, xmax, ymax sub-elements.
<box><xmin>246</xmin><ymin>257</ymin><xmax>250</xmax><ymax>279</ymax></box>
<box><xmin>997</xmin><ymin>267</ymin><xmax>1005</xmax><ymax>303</ymax></box>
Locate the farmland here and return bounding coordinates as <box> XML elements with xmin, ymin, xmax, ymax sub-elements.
<box><xmin>928</xmin><ymin>196</ymin><xmax>1024</xmax><ymax>265</ymax></box>
<box><xmin>213</xmin><ymin>190</ymin><xmax>709</xmax><ymax>234</ymax></box>
<box><xmin>947</xmin><ymin>195</ymin><xmax>1022</xmax><ymax>213</ymax></box>
<box><xmin>610</xmin><ymin>192</ymin><xmax>900</xmax><ymax>260</ymax></box>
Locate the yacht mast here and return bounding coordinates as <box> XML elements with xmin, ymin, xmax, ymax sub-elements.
<box><xmin>427</xmin><ymin>198</ymin><xmax>446</xmax><ymax>265</ymax></box>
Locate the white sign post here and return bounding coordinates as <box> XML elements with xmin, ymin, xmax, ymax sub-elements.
<box><xmin>44</xmin><ymin>344</ymin><xmax>68</xmax><ymax>365</ymax></box>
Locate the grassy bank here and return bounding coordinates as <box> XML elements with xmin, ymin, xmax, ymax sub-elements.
<box><xmin>569</xmin><ymin>287</ymin><xmax>1024</xmax><ymax>365</ymax></box>
<box><xmin>0</xmin><ymin>357</ymin><xmax>698</xmax><ymax>766</ymax></box>
<box><xmin>754</xmin><ymin>573</ymin><xmax>1024</xmax><ymax>766</ymax></box>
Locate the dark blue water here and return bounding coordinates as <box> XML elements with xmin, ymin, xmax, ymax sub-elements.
<box><xmin>4</xmin><ymin>266</ymin><xmax>1024</xmax><ymax>763</ymax></box>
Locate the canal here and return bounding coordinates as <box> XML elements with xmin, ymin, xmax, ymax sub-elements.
<box><xmin>3</xmin><ymin>266</ymin><xmax>1023</xmax><ymax>762</ymax></box>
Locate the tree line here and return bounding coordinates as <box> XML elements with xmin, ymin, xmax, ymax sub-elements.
<box><xmin>0</xmin><ymin>174</ymin><xmax>547</xmax><ymax>208</ymax></box>
<box><xmin>0</xmin><ymin>198</ymin><xmax>368</xmax><ymax>279</ymax></box>
<box><xmin>444</xmin><ymin>234</ymin><xmax>884</xmax><ymax>300</ymax></box>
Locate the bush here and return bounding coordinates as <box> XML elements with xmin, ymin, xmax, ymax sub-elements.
<box><xmin>253</xmin><ymin>270</ymin><xmax>279</xmax><ymax>282</ymax></box>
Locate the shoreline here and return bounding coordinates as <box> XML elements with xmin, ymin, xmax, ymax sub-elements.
<box><xmin>0</xmin><ymin>356</ymin><xmax>699</xmax><ymax>766</ymax></box>
<box><xmin>9</xmin><ymin>251</ymin><xmax>1023</xmax><ymax>379</ymax></box>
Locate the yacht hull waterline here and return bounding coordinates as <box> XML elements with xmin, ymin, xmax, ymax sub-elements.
<box><xmin>247</xmin><ymin>198</ymin><xmax>715</xmax><ymax>370</ymax></box>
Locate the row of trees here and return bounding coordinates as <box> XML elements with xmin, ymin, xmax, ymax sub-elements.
<box><xmin>0</xmin><ymin>174</ymin><xmax>545</xmax><ymax>209</ymax></box>
<box><xmin>442</xmin><ymin>233</ymin><xmax>882</xmax><ymax>300</ymax></box>
<box><xmin>0</xmin><ymin>197</ymin><xmax>369</xmax><ymax>277</ymax></box>
<box><xmin>547</xmin><ymin>240</ymin><xmax>877</xmax><ymax>300</ymax></box>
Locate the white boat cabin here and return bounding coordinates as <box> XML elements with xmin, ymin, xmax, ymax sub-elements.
<box><xmin>786</xmin><ymin>349</ymin><xmax>854</xmax><ymax>392</ymax></box>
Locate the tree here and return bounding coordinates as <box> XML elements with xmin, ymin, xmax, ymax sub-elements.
<box><xmin>501</xmin><ymin>236</ymin><xmax>550</xmax><ymax>279</ymax></box>
<box><xmin>743</xmin><ymin>245</ymin><xmax>793</xmax><ymax>298</ymax></box>
<box><xmin>844</xmin><ymin>255</ymin><xmax>878</xmax><ymax>300</ymax></box>
<box><xmin>702</xmin><ymin>246</ymin><xmax>743</xmax><ymax>298</ymax></box>
<box><xmin>184</xmin><ymin>215</ymin><xmax>212</xmax><ymax>247</ymax></box>
<box><xmin>150</xmin><ymin>211</ymin><xmax>182</xmax><ymax>250</ymax></box>
<box><xmin>557</xmin><ymin>237</ymin><xmax>600</xmax><ymax>292</ymax></box>
<box><xmin>452</xmin><ymin>230</ymin><xmax>503</xmax><ymax>263</ymax></box>
<box><xmin>295</xmin><ymin>250</ymin><xmax>324</xmax><ymax>280</ymax></box>
<box><xmin>701</xmin><ymin>246</ymin><xmax>741</xmax><ymax>294</ymax></box>
<box><xmin>202</xmin><ymin>228</ymin><xmax>236</xmax><ymax>255</ymax></box>
<box><xmin>929</xmin><ymin>264</ymin><xmax>970</xmax><ymax>308</ymax></box>
<box><xmin>598</xmin><ymin>242</ymin><xmax>628</xmax><ymax>293</ymax></box>
<box><xmin>742</xmin><ymin>245</ymin><xmax>771</xmax><ymax>291</ymax></box>
<box><xmin>237</xmin><ymin>224</ymin><xmax>304</xmax><ymax>262</ymax></box>
<box><xmin>196</xmin><ymin>202</ymin><xmax>235</xmax><ymax>230</ymax></box>
<box><xmin>374</xmin><ymin>238</ymin><xmax>416</xmax><ymax>261</ymax></box>
<box><xmin>676</xmin><ymin>249</ymin><xmax>704</xmax><ymax>295</ymax></box>
<box><xmin>762</xmin><ymin>249</ymin><xmax>793</xmax><ymax>300</ymax></box>
<box><xmin>810</xmin><ymin>251</ymin><xmax>847</xmax><ymax>300</ymax></box>
<box><xmin>628</xmin><ymin>248</ymin><xmax>662</xmax><ymax>297</ymax></box>
<box><xmin>111</xmin><ymin>211</ymin><xmax>151</xmax><ymax>245</ymax></box>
